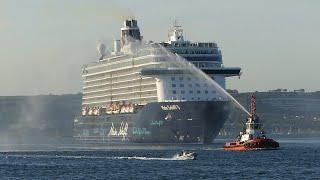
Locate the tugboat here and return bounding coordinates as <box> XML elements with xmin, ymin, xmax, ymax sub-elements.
<box><xmin>223</xmin><ymin>94</ymin><xmax>279</xmax><ymax>151</ymax></box>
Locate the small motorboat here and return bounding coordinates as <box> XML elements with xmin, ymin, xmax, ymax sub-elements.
<box><xmin>175</xmin><ymin>151</ymin><xmax>197</xmax><ymax>160</ymax></box>
<box><xmin>223</xmin><ymin>94</ymin><xmax>280</xmax><ymax>151</ymax></box>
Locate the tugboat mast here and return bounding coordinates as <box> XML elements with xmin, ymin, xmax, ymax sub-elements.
<box><xmin>250</xmin><ymin>94</ymin><xmax>256</xmax><ymax>120</ymax></box>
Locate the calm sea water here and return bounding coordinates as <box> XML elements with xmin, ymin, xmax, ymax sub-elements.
<box><xmin>0</xmin><ymin>138</ymin><xmax>319</xmax><ymax>179</ymax></box>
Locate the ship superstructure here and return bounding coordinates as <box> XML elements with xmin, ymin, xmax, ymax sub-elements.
<box><xmin>74</xmin><ymin>19</ymin><xmax>241</xmax><ymax>144</ymax></box>
<box><xmin>159</xmin><ymin>23</ymin><xmax>240</xmax><ymax>88</ymax></box>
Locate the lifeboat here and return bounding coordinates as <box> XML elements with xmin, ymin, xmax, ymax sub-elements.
<box><xmin>223</xmin><ymin>94</ymin><xmax>279</xmax><ymax>151</ymax></box>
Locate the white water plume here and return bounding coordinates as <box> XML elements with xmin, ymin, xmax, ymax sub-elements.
<box><xmin>127</xmin><ymin>38</ymin><xmax>250</xmax><ymax>116</ymax></box>
<box><xmin>157</xmin><ymin>45</ymin><xmax>250</xmax><ymax>116</ymax></box>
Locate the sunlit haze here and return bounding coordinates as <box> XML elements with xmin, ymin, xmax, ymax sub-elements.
<box><xmin>0</xmin><ymin>0</ymin><xmax>319</xmax><ymax>95</ymax></box>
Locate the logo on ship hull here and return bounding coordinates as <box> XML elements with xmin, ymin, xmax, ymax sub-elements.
<box><xmin>108</xmin><ymin>122</ymin><xmax>129</xmax><ymax>141</ymax></box>
<box><xmin>161</xmin><ymin>105</ymin><xmax>181</xmax><ymax>111</ymax></box>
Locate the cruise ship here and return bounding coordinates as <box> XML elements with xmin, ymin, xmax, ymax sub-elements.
<box><xmin>73</xmin><ymin>19</ymin><xmax>241</xmax><ymax>144</ymax></box>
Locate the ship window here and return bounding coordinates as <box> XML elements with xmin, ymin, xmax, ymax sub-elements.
<box><xmin>191</xmin><ymin>97</ymin><xmax>194</xmax><ymax>100</ymax></box>
<box><xmin>171</xmin><ymin>77</ymin><xmax>175</xmax><ymax>81</ymax></box>
<box><xmin>197</xmin><ymin>90</ymin><xmax>201</xmax><ymax>94</ymax></box>
<box><xmin>179</xmin><ymin>77</ymin><xmax>183</xmax><ymax>81</ymax></box>
<box><xmin>196</xmin><ymin>83</ymin><xmax>200</xmax><ymax>87</ymax></box>
<box><xmin>181</xmin><ymin>90</ymin><xmax>185</xmax><ymax>94</ymax></box>
<box><xmin>189</xmin><ymin>90</ymin><xmax>193</xmax><ymax>94</ymax></box>
<box><xmin>172</xmin><ymin>84</ymin><xmax>176</xmax><ymax>87</ymax></box>
<box><xmin>205</xmin><ymin>90</ymin><xmax>208</xmax><ymax>94</ymax></box>
<box><xmin>180</xmin><ymin>84</ymin><xmax>184</xmax><ymax>87</ymax></box>
<box><xmin>172</xmin><ymin>90</ymin><xmax>177</xmax><ymax>94</ymax></box>
<box><xmin>188</xmin><ymin>84</ymin><xmax>192</xmax><ymax>87</ymax></box>
<box><xmin>187</xmin><ymin>77</ymin><xmax>191</xmax><ymax>81</ymax></box>
<box><xmin>182</xmin><ymin>97</ymin><xmax>185</xmax><ymax>100</ymax></box>
<box><xmin>212</xmin><ymin>90</ymin><xmax>216</xmax><ymax>94</ymax></box>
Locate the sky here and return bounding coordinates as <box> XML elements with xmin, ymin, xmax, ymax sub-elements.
<box><xmin>0</xmin><ymin>0</ymin><xmax>319</xmax><ymax>95</ymax></box>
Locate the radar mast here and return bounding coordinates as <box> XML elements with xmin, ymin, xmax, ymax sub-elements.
<box><xmin>168</xmin><ymin>20</ymin><xmax>184</xmax><ymax>43</ymax></box>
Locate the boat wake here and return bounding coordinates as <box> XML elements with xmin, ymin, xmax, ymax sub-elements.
<box><xmin>0</xmin><ymin>154</ymin><xmax>191</xmax><ymax>161</ymax></box>
<box><xmin>115</xmin><ymin>155</ymin><xmax>191</xmax><ymax>161</ymax></box>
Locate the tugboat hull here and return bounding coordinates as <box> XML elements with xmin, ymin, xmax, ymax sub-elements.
<box><xmin>223</xmin><ymin>138</ymin><xmax>280</xmax><ymax>151</ymax></box>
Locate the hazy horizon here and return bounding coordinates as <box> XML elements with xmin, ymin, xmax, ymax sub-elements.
<box><xmin>0</xmin><ymin>0</ymin><xmax>319</xmax><ymax>96</ymax></box>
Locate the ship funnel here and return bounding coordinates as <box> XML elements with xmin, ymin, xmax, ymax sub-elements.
<box><xmin>120</xmin><ymin>19</ymin><xmax>142</xmax><ymax>47</ymax></box>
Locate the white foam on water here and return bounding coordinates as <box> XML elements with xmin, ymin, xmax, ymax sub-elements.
<box><xmin>0</xmin><ymin>154</ymin><xmax>190</xmax><ymax>161</ymax></box>
<box><xmin>115</xmin><ymin>155</ymin><xmax>190</xmax><ymax>161</ymax></box>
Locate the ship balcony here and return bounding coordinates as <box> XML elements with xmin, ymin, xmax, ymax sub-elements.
<box><xmin>82</xmin><ymin>59</ymin><xmax>160</xmax><ymax>79</ymax></box>
<box><xmin>83</xmin><ymin>84</ymin><xmax>156</xmax><ymax>99</ymax></box>
<box><xmin>82</xmin><ymin>94</ymin><xmax>158</xmax><ymax>106</ymax></box>
<box><xmin>83</xmin><ymin>79</ymin><xmax>156</xmax><ymax>94</ymax></box>
<box><xmin>159</xmin><ymin>42</ymin><xmax>218</xmax><ymax>48</ymax></box>
<box><xmin>202</xmin><ymin>67</ymin><xmax>241</xmax><ymax>77</ymax></box>
<box><xmin>83</xmin><ymin>76</ymin><xmax>154</xmax><ymax>89</ymax></box>
<box><xmin>82</xmin><ymin>91</ymin><xmax>158</xmax><ymax>103</ymax></box>
<box><xmin>192</xmin><ymin>62</ymin><xmax>222</xmax><ymax>69</ymax></box>
<box><xmin>84</xmin><ymin>71</ymin><xmax>140</xmax><ymax>83</ymax></box>
<box><xmin>83</xmin><ymin>82</ymin><xmax>156</xmax><ymax>95</ymax></box>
